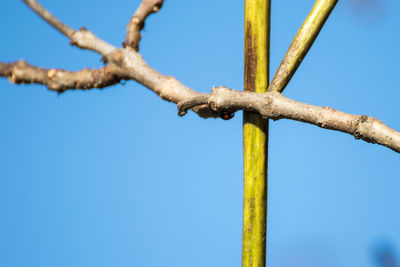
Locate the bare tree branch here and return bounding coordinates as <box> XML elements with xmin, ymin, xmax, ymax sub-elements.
<box><xmin>23</xmin><ymin>0</ymin><xmax>117</xmax><ymax>57</ymax></box>
<box><xmin>178</xmin><ymin>87</ymin><xmax>400</xmax><ymax>153</ymax></box>
<box><xmin>3</xmin><ymin>0</ymin><xmax>209</xmax><ymax>114</ymax></box>
<box><xmin>11</xmin><ymin>0</ymin><xmax>127</xmax><ymax>93</ymax></box>
<box><xmin>2</xmin><ymin>1</ymin><xmax>399</xmax><ymax>153</ymax></box>
<box><xmin>0</xmin><ymin>60</ymin><xmax>126</xmax><ymax>92</ymax></box>
<box><xmin>69</xmin><ymin>28</ymin><xmax>118</xmax><ymax>57</ymax></box>
<box><xmin>15</xmin><ymin>0</ymin><xmax>207</xmax><ymax>109</ymax></box>
<box><xmin>22</xmin><ymin>0</ymin><xmax>74</xmax><ymax>37</ymax></box>
<box><xmin>124</xmin><ymin>0</ymin><xmax>165</xmax><ymax>50</ymax></box>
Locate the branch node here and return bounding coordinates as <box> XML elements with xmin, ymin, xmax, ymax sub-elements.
<box><xmin>47</xmin><ymin>69</ymin><xmax>57</xmax><ymax>78</ymax></box>
<box><xmin>177</xmin><ymin>94</ymin><xmax>209</xmax><ymax>117</ymax></box>
<box><xmin>152</xmin><ymin>6</ymin><xmax>160</xmax><ymax>13</ymax></box>
<box><xmin>131</xmin><ymin>17</ymin><xmax>141</xmax><ymax>25</ymax></box>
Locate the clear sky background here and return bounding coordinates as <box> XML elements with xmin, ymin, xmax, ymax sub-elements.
<box><xmin>0</xmin><ymin>1</ymin><xmax>399</xmax><ymax>267</ymax></box>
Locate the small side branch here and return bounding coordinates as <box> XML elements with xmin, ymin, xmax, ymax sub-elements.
<box><xmin>23</xmin><ymin>0</ymin><xmax>116</xmax><ymax>57</ymax></box>
<box><xmin>178</xmin><ymin>87</ymin><xmax>400</xmax><ymax>153</ymax></box>
<box><xmin>22</xmin><ymin>0</ymin><xmax>74</xmax><ymax>37</ymax></box>
<box><xmin>124</xmin><ymin>0</ymin><xmax>165</xmax><ymax>50</ymax></box>
<box><xmin>4</xmin><ymin>1</ymin><xmax>399</xmax><ymax>154</ymax></box>
<box><xmin>0</xmin><ymin>61</ymin><xmax>126</xmax><ymax>92</ymax></box>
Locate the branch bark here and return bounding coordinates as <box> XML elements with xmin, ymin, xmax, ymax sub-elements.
<box><xmin>1</xmin><ymin>0</ymin><xmax>399</xmax><ymax>154</ymax></box>
<box><xmin>0</xmin><ymin>61</ymin><xmax>126</xmax><ymax>92</ymax></box>
<box><xmin>124</xmin><ymin>0</ymin><xmax>165</xmax><ymax>50</ymax></box>
<box><xmin>178</xmin><ymin>87</ymin><xmax>400</xmax><ymax>153</ymax></box>
<box><xmin>5</xmin><ymin>0</ymin><xmax>213</xmax><ymax>116</ymax></box>
<box><xmin>22</xmin><ymin>0</ymin><xmax>74</xmax><ymax>37</ymax></box>
<box><xmin>22</xmin><ymin>0</ymin><xmax>116</xmax><ymax>56</ymax></box>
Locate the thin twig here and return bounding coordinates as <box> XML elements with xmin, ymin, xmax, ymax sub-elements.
<box><xmin>2</xmin><ymin>1</ymin><xmax>399</xmax><ymax>154</ymax></box>
<box><xmin>124</xmin><ymin>0</ymin><xmax>164</xmax><ymax>50</ymax></box>
<box><xmin>0</xmin><ymin>61</ymin><xmax>126</xmax><ymax>92</ymax></box>
<box><xmin>178</xmin><ymin>87</ymin><xmax>400</xmax><ymax>153</ymax></box>
<box><xmin>22</xmin><ymin>0</ymin><xmax>75</xmax><ymax>37</ymax></box>
<box><xmin>23</xmin><ymin>0</ymin><xmax>117</xmax><ymax>57</ymax></box>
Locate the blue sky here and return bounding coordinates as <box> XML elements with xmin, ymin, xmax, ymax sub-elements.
<box><xmin>0</xmin><ymin>1</ymin><xmax>399</xmax><ymax>266</ymax></box>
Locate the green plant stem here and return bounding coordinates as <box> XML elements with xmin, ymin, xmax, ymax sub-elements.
<box><xmin>268</xmin><ymin>0</ymin><xmax>338</xmax><ymax>93</ymax></box>
<box><xmin>242</xmin><ymin>0</ymin><xmax>270</xmax><ymax>266</ymax></box>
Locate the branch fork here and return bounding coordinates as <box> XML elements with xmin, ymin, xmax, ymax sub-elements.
<box><xmin>1</xmin><ymin>0</ymin><xmax>399</xmax><ymax>153</ymax></box>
